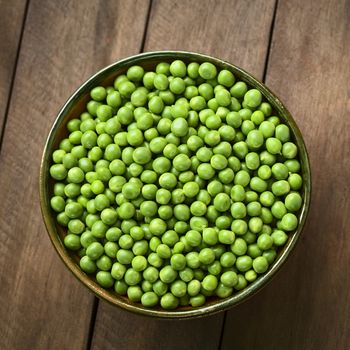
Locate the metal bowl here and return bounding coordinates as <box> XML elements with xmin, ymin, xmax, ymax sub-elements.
<box><xmin>39</xmin><ymin>51</ymin><xmax>311</xmax><ymax>319</ymax></box>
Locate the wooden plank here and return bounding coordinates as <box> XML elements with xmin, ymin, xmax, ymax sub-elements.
<box><xmin>0</xmin><ymin>0</ymin><xmax>27</xmax><ymax>138</ymax></box>
<box><xmin>144</xmin><ymin>0</ymin><xmax>276</xmax><ymax>77</ymax></box>
<box><xmin>91</xmin><ymin>1</ymin><xmax>276</xmax><ymax>349</ymax></box>
<box><xmin>222</xmin><ymin>0</ymin><xmax>350</xmax><ymax>349</ymax></box>
<box><xmin>0</xmin><ymin>0</ymin><xmax>149</xmax><ymax>349</ymax></box>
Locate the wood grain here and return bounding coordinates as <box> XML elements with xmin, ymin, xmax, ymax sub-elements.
<box><xmin>222</xmin><ymin>0</ymin><xmax>350</xmax><ymax>349</ymax></box>
<box><xmin>91</xmin><ymin>1</ymin><xmax>276</xmax><ymax>349</ymax></box>
<box><xmin>0</xmin><ymin>0</ymin><xmax>27</xmax><ymax>138</ymax></box>
<box><xmin>0</xmin><ymin>0</ymin><xmax>149</xmax><ymax>349</ymax></box>
<box><xmin>144</xmin><ymin>0</ymin><xmax>276</xmax><ymax>77</ymax></box>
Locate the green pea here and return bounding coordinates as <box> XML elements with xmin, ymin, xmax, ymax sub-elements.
<box><xmin>285</xmin><ymin>192</ymin><xmax>302</xmax><ymax>212</ymax></box>
<box><xmin>199</xmin><ymin>62</ymin><xmax>217</xmax><ymax>80</ymax></box>
<box><xmin>281</xmin><ymin>213</ymin><xmax>298</xmax><ymax>231</ymax></box>
<box><xmin>253</xmin><ymin>256</ymin><xmax>269</xmax><ymax>274</ymax></box>
<box><xmin>244</xmin><ymin>89</ymin><xmax>262</xmax><ymax>108</ymax></box>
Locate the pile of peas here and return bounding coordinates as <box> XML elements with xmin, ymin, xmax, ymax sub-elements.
<box><xmin>49</xmin><ymin>59</ymin><xmax>303</xmax><ymax>309</ymax></box>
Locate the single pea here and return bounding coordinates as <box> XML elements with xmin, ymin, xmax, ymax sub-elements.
<box><xmin>196</xmin><ymin>147</ymin><xmax>213</xmax><ymax>162</ymax></box>
<box><xmin>218</xmin><ymin>230</ymin><xmax>235</xmax><ymax>244</ymax></box>
<box><xmin>207</xmin><ymin>180</ymin><xmax>222</xmax><ymax>197</ymax></box>
<box><xmin>96</xmin><ymin>255</ymin><xmax>112</xmax><ymax>271</ymax></box>
<box><xmin>259</xmin><ymin>251</ymin><xmax>274</xmax><ymax>267</ymax></box>
<box><xmin>257</xmin><ymin>233</ymin><xmax>273</xmax><ymax>250</ymax></box>
<box><xmin>288</xmin><ymin>173</ymin><xmax>303</xmax><ymax>190</ymax></box>
<box><xmin>50</xmin><ymin>196</ymin><xmax>65</xmax><ymax>212</ymax></box>
<box><xmin>159</xmin><ymin>265</ymin><xmax>178</xmax><ymax>284</ymax></box>
<box><xmin>248</xmin><ymin>216</ymin><xmax>263</xmax><ymax>233</ymax></box>
<box><xmin>169</xmin><ymin>60</ymin><xmax>187</xmax><ymax>77</ymax></box>
<box><xmin>260</xmin><ymin>150</ymin><xmax>277</xmax><ymax>166</ymax></box>
<box><xmin>245</xmin><ymin>152</ymin><xmax>260</xmax><ymax>170</ymax></box>
<box><xmin>281</xmin><ymin>213</ymin><xmax>298</xmax><ymax>231</ymax></box>
<box><xmin>250</xmin><ymin>177</ymin><xmax>268</xmax><ymax>193</ymax></box>
<box><xmin>171</xmin><ymin>280</ymin><xmax>187</xmax><ymax>297</ymax></box>
<box><xmin>96</xmin><ymin>271</ymin><xmax>114</xmax><ymax>288</ymax></box>
<box><xmin>253</xmin><ymin>256</ymin><xmax>269</xmax><ymax>274</ymax></box>
<box><xmin>215</xmin><ymin>89</ymin><xmax>231</xmax><ymax>107</ymax></box>
<box><xmin>52</xmin><ymin>149</ymin><xmax>67</xmax><ymax>164</ymax></box>
<box><xmin>275</xmin><ymin>124</ymin><xmax>290</xmax><ymax>142</ymax></box>
<box><xmin>155</xmin><ymin>62</ymin><xmax>170</xmax><ymax>75</ymax></box>
<box><xmin>282</xmin><ymin>142</ymin><xmax>298</xmax><ymax>159</ymax></box>
<box><xmin>244</xmin><ymin>89</ymin><xmax>262</xmax><ymax>108</ymax></box>
<box><xmin>106</xmin><ymin>91</ymin><xmax>122</xmax><ymax>108</ymax></box>
<box><xmin>169</xmin><ymin>77</ymin><xmax>186</xmax><ymax>94</ymax></box>
<box><xmin>246</xmin><ymin>201</ymin><xmax>261</xmax><ymax>217</ymax></box>
<box><xmin>266</xmin><ymin>137</ymin><xmax>282</xmax><ymax>154</ymax></box>
<box><xmin>259</xmin><ymin>121</ymin><xmax>275</xmax><ymax>139</ymax></box>
<box><xmin>64</xmin><ymin>233</ymin><xmax>81</xmax><ymax>251</ymax></box>
<box><xmin>197</xmin><ymin>163</ymin><xmax>215</xmax><ymax>180</ymax></box>
<box><xmin>231</xmin><ymin>202</ymin><xmax>247</xmax><ymax>219</ymax></box>
<box><xmin>142</xmin><ymin>184</ymin><xmax>158</xmax><ymax>200</ymax></box>
<box><xmin>141</xmin><ymin>291</ymin><xmax>159</xmax><ymax>308</ymax></box>
<box><xmin>190</xmin><ymin>294</ymin><xmax>206</xmax><ymax>307</ymax></box>
<box><xmin>65</xmin><ymin>202</ymin><xmax>83</xmax><ymax>219</ymax></box>
<box><xmin>271</xmin><ymin>229</ymin><xmax>288</xmax><ymax>246</ymax></box>
<box><xmin>50</xmin><ymin>164</ymin><xmax>67</xmax><ymax>181</ymax></box>
<box><xmin>218</xmin><ymin>69</ymin><xmax>235</xmax><ymax>87</ymax></box>
<box><xmin>153</xmin><ymin>157</ymin><xmax>171</xmax><ymax>174</ymax></box>
<box><xmin>247</xmin><ymin>243</ymin><xmax>261</xmax><ymax>258</ymax></box>
<box><xmin>68</xmin><ymin>219</ymin><xmax>85</xmax><ymax>234</ymax></box>
<box><xmin>94</xmin><ymin>193</ymin><xmax>110</xmax><ymax>211</ymax></box>
<box><xmin>251</xmin><ymin>110</ymin><xmax>265</xmax><ymax>125</ymax></box>
<box><xmin>160</xmin><ymin>293</ymin><xmax>179</xmax><ymax>310</ymax></box>
<box><xmin>236</xmin><ymin>255</ymin><xmax>253</xmax><ymax>272</ymax></box>
<box><xmin>79</xmin><ymin>256</ymin><xmax>96</xmax><ymax>274</ymax></box>
<box><xmin>230</xmin><ymin>81</ymin><xmax>247</xmax><ymax>98</ymax></box>
<box><xmin>185</xmin><ymin>279</ymin><xmax>200</xmax><ymax>297</ymax></box>
<box><xmin>271</xmin><ymin>202</ymin><xmax>288</xmax><ymax>224</ymax></box>
<box><xmin>218</xmin><ymin>252</ymin><xmax>235</xmax><ymax>269</ymax></box>
<box><xmin>272</xmin><ymin>180</ymin><xmax>290</xmax><ymax>196</ymax></box>
<box><xmin>234</xmin><ymin>170</ymin><xmax>251</xmax><ymax>187</ymax></box>
<box><xmin>149</xmin><ymin>218</ymin><xmax>167</xmax><ymax>236</ymax></box>
<box><xmin>118</xmin><ymin>202</ymin><xmax>135</xmax><ymax>219</ymax></box>
<box><xmin>233</xmin><ymin>141</ymin><xmax>248</xmax><ymax>159</ymax></box>
<box><xmin>284</xmin><ymin>159</ymin><xmax>300</xmax><ymax>173</ymax></box>
<box><xmin>114</xmin><ymin>280</ymin><xmax>128</xmax><ymax>295</ymax></box>
<box><xmin>199</xmin><ymin>248</ymin><xmax>215</xmax><ymax>265</ymax></box>
<box><xmin>190</xmin><ymin>201</ymin><xmax>207</xmax><ymax>216</ymax></box>
<box><xmin>126</xmin><ymin>65</ymin><xmax>144</xmax><ymax>82</ymax></box>
<box><xmin>257</xmin><ymin>165</ymin><xmax>271</xmax><ymax>180</ymax></box>
<box><xmin>272</xmin><ymin>163</ymin><xmax>289</xmax><ymax>180</ymax></box>
<box><xmin>247</xmin><ymin>130</ymin><xmax>264</xmax><ymax>149</ymax></box>
<box><xmin>96</xmin><ymin>105</ymin><xmax>113</xmax><ymax>122</ymax></box>
<box><xmin>285</xmin><ymin>192</ymin><xmax>302</xmax><ymax>212</ymax></box>
<box><xmin>199</xmin><ymin>62</ymin><xmax>217</xmax><ymax>80</ymax></box>
<box><xmin>86</xmin><ymin>101</ymin><xmax>101</xmax><ymax>116</ymax></box>
<box><xmin>212</xmin><ymin>193</ymin><xmax>230</xmax><ymax>212</ymax></box>
<box><xmin>231</xmin><ymin>238</ymin><xmax>247</xmax><ymax>256</ymax></box>
<box><xmin>116</xmin><ymin>249</ymin><xmax>134</xmax><ymax>265</ymax></box>
<box><xmin>202</xmin><ymin>275</ymin><xmax>218</xmax><ymax>292</ymax></box>
<box><xmin>67</xmin><ymin>119</ymin><xmax>81</xmax><ymax>133</ymax></box>
<box><xmin>104</xmin><ymin>241</ymin><xmax>118</xmax><ymax>258</ymax></box>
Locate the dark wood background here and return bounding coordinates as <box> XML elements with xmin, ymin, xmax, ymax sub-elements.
<box><xmin>0</xmin><ymin>0</ymin><xmax>349</xmax><ymax>349</ymax></box>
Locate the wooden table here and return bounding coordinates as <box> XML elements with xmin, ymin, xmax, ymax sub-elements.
<box><xmin>0</xmin><ymin>0</ymin><xmax>349</xmax><ymax>348</ymax></box>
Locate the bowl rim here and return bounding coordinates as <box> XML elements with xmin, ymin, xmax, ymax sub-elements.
<box><xmin>39</xmin><ymin>50</ymin><xmax>311</xmax><ymax>319</ymax></box>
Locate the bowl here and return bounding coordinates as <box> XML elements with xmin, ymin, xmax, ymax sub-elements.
<box><xmin>39</xmin><ymin>51</ymin><xmax>311</xmax><ymax>319</ymax></box>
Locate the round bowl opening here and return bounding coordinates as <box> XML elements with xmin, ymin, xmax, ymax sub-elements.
<box><xmin>40</xmin><ymin>51</ymin><xmax>311</xmax><ymax>319</ymax></box>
